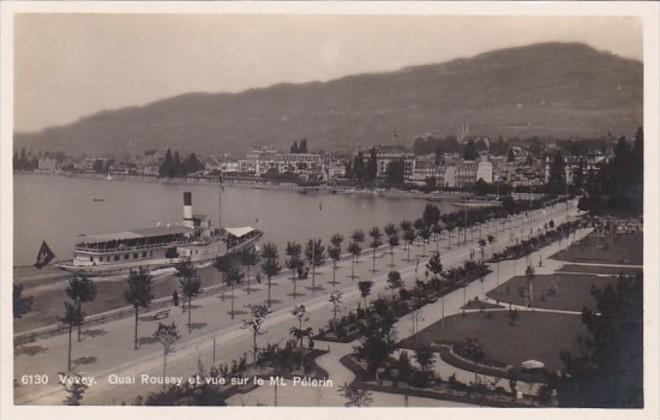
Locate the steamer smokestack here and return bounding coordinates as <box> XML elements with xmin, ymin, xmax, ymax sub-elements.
<box><xmin>183</xmin><ymin>192</ymin><xmax>194</xmax><ymax>228</ymax></box>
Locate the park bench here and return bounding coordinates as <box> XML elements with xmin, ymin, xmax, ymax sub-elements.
<box><xmin>150</xmin><ymin>309</ymin><xmax>170</xmax><ymax>321</ymax></box>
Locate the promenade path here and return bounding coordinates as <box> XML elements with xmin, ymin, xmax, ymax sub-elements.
<box><xmin>229</xmin><ymin>225</ymin><xmax>592</xmax><ymax>406</ymax></box>
<box><xmin>13</xmin><ymin>200</ymin><xmax>578</xmax><ymax>405</ymax></box>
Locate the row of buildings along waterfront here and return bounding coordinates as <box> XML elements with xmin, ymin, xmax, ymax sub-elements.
<box><xmin>232</xmin><ymin>145</ymin><xmax>610</xmax><ymax>188</ymax></box>
<box><xmin>23</xmin><ymin>142</ymin><xmax>613</xmax><ymax>189</ymax></box>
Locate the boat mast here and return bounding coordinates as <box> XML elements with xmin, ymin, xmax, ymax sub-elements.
<box><xmin>218</xmin><ymin>173</ymin><xmax>223</xmax><ymax>234</ymax></box>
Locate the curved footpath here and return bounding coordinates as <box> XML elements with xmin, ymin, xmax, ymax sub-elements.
<box><xmin>229</xmin><ymin>217</ymin><xmax>591</xmax><ymax>406</ymax></box>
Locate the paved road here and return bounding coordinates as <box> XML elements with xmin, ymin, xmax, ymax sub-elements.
<box><xmin>13</xmin><ymin>200</ymin><xmax>578</xmax><ymax>405</ymax></box>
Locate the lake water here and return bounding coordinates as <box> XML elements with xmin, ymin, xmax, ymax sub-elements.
<box><xmin>13</xmin><ymin>174</ymin><xmax>456</xmax><ymax>267</ymax></box>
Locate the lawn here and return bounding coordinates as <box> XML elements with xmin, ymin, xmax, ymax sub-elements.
<box><xmin>557</xmin><ymin>264</ymin><xmax>642</xmax><ymax>276</ymax></box>
<box><xmin>551</xmin><ymin>232</ymin><xmax>642</xmax><ymax>265</ymax></box>
<box><xmin>399</xmin><ymin>311</ymin><xmax>587</xmax><ymax>373</ymax></box>
<box><xmin>486</xmin><ymin>273</ymin><xmax>618</xmax><ymax>312</ymax></box>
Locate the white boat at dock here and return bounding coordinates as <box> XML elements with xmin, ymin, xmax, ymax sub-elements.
<box><xmin>55</xmin><ymin>191</ymin><xmax>262</xmax><ymax>277</ymax></box>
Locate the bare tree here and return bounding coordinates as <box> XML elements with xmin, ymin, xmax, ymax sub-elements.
<box><xmin>124</xmin><ymin>268</ymin><xmax>154</xmax><ymax>350</ymax></box>
<box><xmin>153</xmin><ymin>322</ymin><xmax>181</xmax><ymax>388</ymax></box>
<box><xmin>242</xmin><ymin>303</ymin><xmax>270</xmax><ymax>362</ymax></box>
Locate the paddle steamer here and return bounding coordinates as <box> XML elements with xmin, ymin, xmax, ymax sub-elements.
<box><xmin>55</xmin><ymin>191</ymin><xmax>261</xmax><ymax>276</ymax></box>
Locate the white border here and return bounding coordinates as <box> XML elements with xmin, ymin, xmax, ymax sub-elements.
<box><xmin>1</xmin><ymin>2</ymin><xmax>659</xmax><ymax>420</ymax></box>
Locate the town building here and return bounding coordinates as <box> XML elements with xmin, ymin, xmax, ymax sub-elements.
<box><xmin>37</xmin><ymin>158</ymin><xmax>58</xmax><ymax>172</ymax></box>
<box><xmin>374</xmin><ymin>152</ymin><xmax>416</xmax><ymax>180</ymax></box>
<box><xmin>238</xmin><ymin>147</ymin><xmax>323</xmax><ymax>179</ymax></box>
<box><xmin>452</xmin><ymin>159</ymin><xmax>493</xmax><ymax>188</ymax></box>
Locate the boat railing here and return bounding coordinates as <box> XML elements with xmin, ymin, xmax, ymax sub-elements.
<box><xmin>73</xmin><ymin>239</ymin><xmax>194</xmax><ymax>253</ymax></box>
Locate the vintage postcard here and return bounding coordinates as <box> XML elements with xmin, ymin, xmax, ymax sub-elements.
<box><xmin>1</xmin><ymin>2</ymin><xmax>658</xmax><ymax>419</ymax></box>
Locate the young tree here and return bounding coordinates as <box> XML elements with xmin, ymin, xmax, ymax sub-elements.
<box><xmin>305</xmin><ymin>238</ymin><xmax>326</xmax><ymax>293</ymax></box>
<box><xmin>65</xmin><ymin>275</ymin><xmax>97</xmax><ymax>341</ymax></box>
<box><xmin>426</xmin><ymin>252</ymin><xmax>443</xmax><ymax>283</ymax></box>
<box><xmin>13</xmin><ymin>283</ymin><xmax>34</xmax><ymax>319</ymax></box>
<box><xmin>153</xmin><ymin>322</ymin><xmax>181</xmax><ymax>388</ymax></box>
<box><xmin>525</xmin><ymin>265</ymin><xmax>535</xmax><ymax>307</ymax></box>
<box><xmin>61</xmin><ymin>373</ymin><xmax>89</xmax><ymax>405</ymax></box>
<box><xmin>242</xmin><ymin>303</ymin><xmax>270</xmax><ymax>362</ymax></box>
<box><xmin>213</xmin><ymin>256</ymin><xmax>231</xmax><ymax>302</ymax></box>
<box><xmin>224</xmin><ymin>263</ymin><xmax>244</xmax><ymax>320</ymax></box>
<box><xmin>432</xmin><ymin>222</ymin><xmax>444</xmax><ymax>253</ymax></box>
<box><xmin>351</xmin><ymin>229</ymin><xmax>365</xmax><ymax>246</ymax></box>
<box><xmin>463</xmin><ymin>337</ymin><xmax>485</xmax><ymax>384</ymax></box>
<box><xmin>368</xmin><ymin>227</ymin><xmax>383</xmax><ymax>272</ymax></box>
<box><xmin>260</xmin><ymin>243</ymin><xmax>282</xmax><ymax>307</ymax></box>
<box><xmin>347</xmin><ymin>241</ymin><xmax>362</xmax><ymax>280</ymax></box>
<box><xmin>415</xmin><ymin>348</ymin><xmax>436</xmax><ymax>384</ymax></box>
<box><xmin>356</xmin><ymin>321</ymin><xmax>397</xmax><ymax>373</ymax></box>
<box><xmin>60</xmin><ymin>301</ymin><xmax>84</xmax><ymax>371</ymax></box>
<box><xmin>290</xmin><ymin>304</ymin><xmax>313</xmax><ymax>368</ymax></box>
<box><xmin>358</xmin><ymin>280</ymin><xmax>373</xmax><ymax>308</ymax></box>
<box><xmin>399</xmin><ymin>220</ymin><xmax>413</xmax><ymax>234</ymax></box>
<box><xmin>285</xmin><ymin>242</ymin><xmax>304</xmax><ymax>299</ymax></box>
<box><xmin>124</xmin><ymin>268</ymin><xmax>154</xmax><ymax>350</ymax></box>
<box><xmin>419</xmin><ymin>225</ymin><xmax>432</xmax><ymax>257</ymax></box>
<box><xmin>384</xmin><ymin>222</ymin><xmax>398</xmax><ymax>238</ymax></box>
<box><xmin>487</xmin><ymin>234</ymin><xmax>496</xmax><ymax>258</ymax></box>
<box><xmin>328</xmin><ymin>291</ymin><xmax>343</xmax><ymax>332</ymax></box>
<box><xmin>387</xmin><ymin>234</ymin><xmax>400</xmax><ymax>267</ymax></box>
<box><xmin>386</xmin><ymin>271</ymin><xmax>403</xmax><ymax>299</ymax></box>
<box><xmin>338</xmin><ymin>383</ymin><xmax>373</xmax><ymax>407</ymax></box>
<box><xmin>478</xmin><ymin>238</ymin><xmax>487</xmax><ymax>261</ymax></box>
<box><xmin>176</xmin><ymin>261</ymin><xmax>203</xmax><ymax>333</ymax></box>
<box><xmin>403</xmin><ymin>228</ymin><xmax>417</xmax><ymax>262</ymax></box>
<box><xmin>328</xmin><ymin>234</ymin><xmax>344</xmax><ymax>287</ymax></box>
<box><xmin>240</xmin><ymin>246</ymin><xmax>259</xmax><ymax>295</ymax></box>
<box><xmin>327</xmin><ymin>246</ymin><xmax>341</xmax><ymax>288</ymax></box>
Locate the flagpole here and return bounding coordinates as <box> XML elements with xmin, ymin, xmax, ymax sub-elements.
<box><xmin>218</xmin><ymin>174</ymin><xmax>223</xmax><ymax>233</ymax></box>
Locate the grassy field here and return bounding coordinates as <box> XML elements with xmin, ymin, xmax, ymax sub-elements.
<box><xmin>551</xmin><ymin>232</ymin><xmax>642</xmax><ymax>265</ymax></box>
<box><xmin>399</xmin><ymin>311</ymin><xmax>587</xmax><ymax>373</ymax></box>
<box><xmin>486</xmin><ymin>273</ymin><xmax>618</xmax><ymax>312</ymax></box>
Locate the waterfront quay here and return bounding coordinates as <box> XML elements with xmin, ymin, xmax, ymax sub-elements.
<box><xmin>13</xmin><ymin>198</ymin><xmax>578</xmax><ymax>405</ymax></box>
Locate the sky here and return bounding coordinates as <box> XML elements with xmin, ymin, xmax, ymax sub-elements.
<box><xmin>14</xmin><ymin>14</ymin><xmax>642</xmax><ymax>132</ymax></box>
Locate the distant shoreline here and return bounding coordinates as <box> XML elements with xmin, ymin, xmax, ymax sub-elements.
<box><xmin>14</xmin><ymin>170</ymin><xmax>503</xmax><ymax>203</ymax></box>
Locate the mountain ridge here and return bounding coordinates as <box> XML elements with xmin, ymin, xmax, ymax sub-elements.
<box><xmin>15</xmin><ymin>42</ymin><xmax>643</xmax><ymax>156</ymax></box>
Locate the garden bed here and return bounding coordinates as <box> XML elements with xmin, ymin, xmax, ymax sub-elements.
<box><xmin>340</xmin><ymin>354</ymin><xmax>538</xmax><ymax>407</ymax></box>
<box><xmin>461</xmin><ymin>298</ymin><xmax>504</xmax><ymax>311</ymax></box>
<box><xmin>398</xmin><ymin>311</ymin><xmax>587</xmax><ymax>374</ymax></box>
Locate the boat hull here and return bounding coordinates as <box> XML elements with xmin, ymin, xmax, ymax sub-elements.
<box><xmin>55</xmin><ymin>232</ymin><xmax>262</xmax><ymax>278</ymax></box>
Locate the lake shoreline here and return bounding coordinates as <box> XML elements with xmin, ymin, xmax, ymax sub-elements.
<box><xmin>13</xmin><ymin>170</ymin><xmax>501</xmax><ymax>202</ymax></box>
<box><xmin>14</xmin><ymin>172</ymin><xmax>460</xmax><ymax>268</ymax></box>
